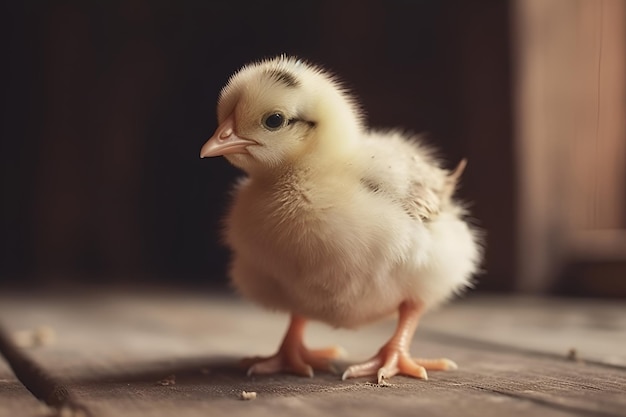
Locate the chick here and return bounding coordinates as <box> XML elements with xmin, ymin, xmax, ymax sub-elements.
<box><xmin>200</xmin><ymin>56</ymin><xmax>481</xmax><ymax>384</ymax></box>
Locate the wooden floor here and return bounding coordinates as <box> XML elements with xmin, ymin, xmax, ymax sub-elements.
<box><xmin>0</xmin><ymin>288</ymin><xmax>624</xmax><ymax>417</ymax></box>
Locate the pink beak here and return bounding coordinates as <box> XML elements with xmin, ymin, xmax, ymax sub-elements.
<box><xmin>200</xmin><ymin>114</ymin><xmax>257</xmax><ymax>158</ymax></box>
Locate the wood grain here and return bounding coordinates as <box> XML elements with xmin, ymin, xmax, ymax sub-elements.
<box><xmin>0</xmin><ymin>290</ymin><xmax>624</xmax><ymax>417</ymax></box>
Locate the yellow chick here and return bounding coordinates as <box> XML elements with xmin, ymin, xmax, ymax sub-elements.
<box><xmin>200</xmin><ymin>56</ymin><xmax>481</xmax><ymax>384</ymax></box>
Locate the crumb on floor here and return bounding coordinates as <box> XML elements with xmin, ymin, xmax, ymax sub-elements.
<box><xmin>156</xmin><ymin>374</ymin><xmax>176</xmax><ymax>386</ymax></box>
<box><xmin>240</xmin><ymin>391</ymin><xmax>258</xmax><ymax>401</ymax></box>
<box><xmin>567</xmin><ymin>347</ymin><xmax>584</xmax><ymax>363</ymax></box>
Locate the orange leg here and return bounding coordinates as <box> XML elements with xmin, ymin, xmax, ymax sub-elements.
<box><xmin>242</xmin><ymin>315</ymin><xmax>344</xmax><ymax>377</ymax></box>
<box><xmin>342</xmin><ymin>301</ymin><xmax>457</xmax><ymax>384</ymax></box>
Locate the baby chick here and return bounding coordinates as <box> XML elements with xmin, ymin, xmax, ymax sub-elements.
<box><xmin>200</xmin><ymin>56</ymin><xmax>481</xmax><ymax>384</ymax></box>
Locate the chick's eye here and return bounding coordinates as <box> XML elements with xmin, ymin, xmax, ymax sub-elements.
<box><xmin>263</xmin><ymin>113</ymin><xmax>285</xmax><ymax>130</ymax></box>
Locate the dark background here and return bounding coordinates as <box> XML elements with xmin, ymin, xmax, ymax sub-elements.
<box><xmin>1</xmin><ymin>0</ymin><xmax>515</xmax><ymax>291</ymax></box>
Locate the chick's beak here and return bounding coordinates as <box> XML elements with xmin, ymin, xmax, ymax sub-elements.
<box><xmin>200</xmin><ymin>115</ymin><xmax>257</xmax><ymax>158</ymax></box>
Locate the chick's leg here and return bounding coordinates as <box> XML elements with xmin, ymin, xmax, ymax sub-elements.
<box><xmin>342</xmin><ymin>301</ymin><xmax>457</xmax><ymax>384</ymax></box>
<box><xmin>242</xmin><ymin>315</ymin><xmax>343</xmax><ymax>377</ymax></box>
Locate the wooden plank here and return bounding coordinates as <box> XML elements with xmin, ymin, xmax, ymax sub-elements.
<box><xmin>0</xmin><ymin>290</ymin><xmax>624</xmax><ymax>417</ymax></box>
<box><xmin>513</xmin><ymin>0</ymin><xmax>626</xmax><ymax>293</ymax></box>
<box><xmin>421</xmin><ymin>295</ymin><xmax>626</xmax><ymax>367</ymax></box>
<box><xmin>0</xmin><ymin>356</ymin><xmax>48</xmax><ymax>417</ymax></box>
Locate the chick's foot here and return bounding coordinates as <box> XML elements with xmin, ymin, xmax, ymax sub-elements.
<box><xmin>342</xmin><ymin>301</ymin><xmax>457</xmax><ymax>384</ymax></box>
<box><xmin>341</xmin><ymin>347</ymin><xmax>457</xmax><ymax>383</ymax></box>
<box><xmin>242</xmin><ymin>315</ymin><xmax>344</xmax><ymax>377</ymax></box>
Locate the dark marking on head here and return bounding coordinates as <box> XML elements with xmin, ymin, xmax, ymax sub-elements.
<box><xmin>265</xmin><ymin>69</ymin><xmax>300</xmax><ymax>88</ymax></box>
<box><xmin>288</xmin><ymin>118</ymin><xmax>316</xmax><ymax>129</ymax></box>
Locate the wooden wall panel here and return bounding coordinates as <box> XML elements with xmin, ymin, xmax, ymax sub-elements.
<box><xmin>513</xmin><ymin>0</ymin><xmax>626</xmax><ymax>293</ymax></box>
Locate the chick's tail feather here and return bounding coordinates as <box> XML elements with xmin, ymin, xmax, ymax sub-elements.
<box><xmin>443</xmin><ymin>158</ymin><xmax>467</xmax><ymax>200</ymax></box>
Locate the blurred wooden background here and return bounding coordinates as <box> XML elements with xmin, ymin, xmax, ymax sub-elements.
<box><xmin>513</xmin><ymin>0</ymin><xmax>626</xmax><ymax>296</ymax></box>
<box><xmin>0</xmin><ymin>0</ymin><xmax>623</xmax><ymax>296</ymax></box>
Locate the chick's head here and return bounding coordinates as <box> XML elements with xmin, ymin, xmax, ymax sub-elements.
<box><xmin>200</xmin><ymin>56</ymin><xmax>363</xmax><ymax>174</ymax></box>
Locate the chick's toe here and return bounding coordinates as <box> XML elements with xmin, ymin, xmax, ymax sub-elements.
<box><xmin>242</xmin><ymin>315</ymin><xmax>343</xmax><ymax>377</ymax></box>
